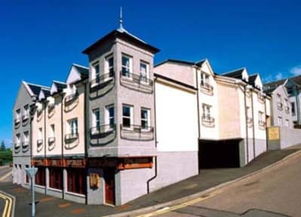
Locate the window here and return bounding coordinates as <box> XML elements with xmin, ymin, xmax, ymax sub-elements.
<box><xmin>68</xmin><ymin>119</ymin><xmax>78</xmax><ymax>135</ymax></box>
<box><xmin>49</xmin><ymin>167</ymin><xmax>63</xmax><ymax>190</ymax></box>
<box><xmin>23</xmin><ymin>105</ymin><xmax>29</xmax><ymax>120</ymax></box>
<box><xmin>105</xmin><ymin>105</ymin><xmax>115</xmax><ymax>128</ymax></box>
<box><xmin>291</xmin><ymin>102</ymin><xmax>296</xmax><ymax>116</ymax></box>
<box><xmin>15</xmin><ymin>109</ymin><xmax>21</xmax><ymax>122</ymax></box>
<box><xmin>258</xmin><ymin>111</ymin><xmax>265</xmax><ymax>127</ymax></box>
<box><xmin>92</xmin><ymin>109</ymin><xmax>100</xmax><ymax>128</ymax></box>
<box><xmin>202</xmin><ymin>104</ymin><xmax>211</xmax><ymax>119</ymax></box>
<box><xmin>141</xmin><ymin>108</ymin><xmax>150</xmax><ymax>129</ymax></box>
<box><xmin>38</xmin><ymin>128</ymin><xmax>43</xmax><ymax>140</ymax></box>
<box><xmin>122</xmin><ymin>105</ymin><xmax>133</xmax><ymax>128</ymax></box>
<box><xmin>278</xmin><ymin>116</ymin><xmax>282</xmax><ymax>126</ymax></box>
<box><xmin>93</xmin><ymin>62</ymin><xmax>100</xmax><ymax>81</ymax></box>
<box><xmin>15</xmin><ymin>134</ymin><xmax>21</xmax><ymax>146</ymax></box>
<box><xmin>23</xmin><ymin>131</ymin><xmax>29</xmax><ymax>144</ymax></box>
<box><xmin>122</xmin><ymin>55</ymin><xmax>132</xmax><ymax>77</ymax></box>
<box><xmin>140</xmin><ymin>61</ymin><xmax>149</xmax><ymax>82</ymax></box>
<box><xmin>200</xmin><ymin>72</ymin><xmax>210</xmax><ymax>87</ymax></box>
<box><xmin>277</xmin><ymin>94</ymin><xmax>282</xmax><ymax>110</ymax></box>
<box><xmin>50</xmin><ymin>124</ymin><xmax>55</xmax><ymax>137</ymax></box>
<box><xmin>35</xmin><ymin>166</ymin><xmax>46</xmax><ymax>186</ymax></box>
<box><xmin>67</xmin><ymin>168</ymin><xmax>86</xmax><ymax>195</ymax></box>
<box><xmin>105</xmin><ymin>55</ymin><xmax>114</xmax><ymax>76</ymax></box>
<box><xmin>285</xmin><ymin>119</ymin><xmax>289</xmax><ymax>127</ymax></box>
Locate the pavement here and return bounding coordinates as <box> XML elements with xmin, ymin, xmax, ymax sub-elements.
<box><xmin>0</xmin><ymin>145</ymin><xmax>300</xmax><ymax>217</ymax></box>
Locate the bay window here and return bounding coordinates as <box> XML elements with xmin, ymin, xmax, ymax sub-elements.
<box><xmin>122</xmin><ymin>105</ymin><xmax>133</xmax><ymax>128</ymax></box>
<box><xmin>122</xmin><ymin>54</ymin><xmax>132</xmax><ymax>77</ymax></box>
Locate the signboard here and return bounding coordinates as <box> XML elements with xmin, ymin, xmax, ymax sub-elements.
<box><xmin>25</xmin><ymin>167</ymin><xmax>38</xmax><ymax>178</ymax></box>
<box><xmin>268</xmin><ymin>127</ymin><xmax>280</xmax><ymax>141</ymax></box>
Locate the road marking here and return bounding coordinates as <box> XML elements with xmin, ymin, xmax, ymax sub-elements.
<box><xmin>137</xmin><ymin>190</ymin><xmax>224</xmax><ymax>217</ymax></box>
<box><xmin>0</xmin><ymin>191</ymin><xmax>14</xmax><ymax>217</ymax></box>
<box><xmin>0</xmin><ymin>172</ymin><xmax>12</xmax><ymax>182</ymax></box>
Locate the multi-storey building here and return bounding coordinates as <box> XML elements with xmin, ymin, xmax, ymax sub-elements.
<box><xmin>13</xmin><ymin>81</ymin><xmax>47</xmax><ymax>186</ymax></box>
<box><xmin>14</xmin><ymin>22</ymin><xmax>273</xmax><ymax>206</ymax></box>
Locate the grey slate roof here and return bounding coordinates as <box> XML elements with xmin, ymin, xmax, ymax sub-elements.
<box><xmin>249</xmin><ymin>74</ymin><xmax>258</xmax><ymax>86</ymax></box>
<box><xmin>222</xmin><ymin>68</ymin><xmax>245</xmax><ymax>79</ymax></box>
<box><xmin>73</xmin><ymin>64</ymin><xmax>89</xmax><ymax>79</ymax></box>
<box><xmin>155</xmin><ymin>58</ymin><xmax>207</xmax><ymax>68</ymax></box>
<box><xmin>26</xmin><ymin>82</ymin><xmax>48</xmax><ymax>96</ymax></box>
<box><xmin>53</xmin><ymin>81</ymin><xmax>67</xmax><ymax>92</ymax></box>
<box><xmin>263</xmin><ymin>79</ymin><xmax>286</xmax><ymax>94</ymax></box>
<box><xmin>82</xmin><ymin>29</ymin><xmax>159</xmax><ymax>55</ymax></box>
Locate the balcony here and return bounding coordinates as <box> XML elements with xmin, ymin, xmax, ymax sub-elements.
<box><xmin>37</xmin><ymin>139</ymin><xmax>43</xmax><ymax>152</ymax></box>
<box><xmin>120</xmin><ymin>124</ymin><xmax>154</xmax><ymax>141</ymax></box>
<box><xmin>90</xmin><ymin>124</ymin><xmax>116</xmax><ymax>146</ymax></box>
<box><xmin>22</xmin><ymin>141</ymin><xmax>30</xmax><ymax>152</ymax></box>
<box><xmin>90</xmin><ymin>72</ymin><xmax>115</xmax><ymax>98</ymax></box>
<box><xmin>201</xmin><ymin>115</ymin><xmax>215</xmax><ymax>127</ymax></box>
<box><xmin>200</xmin><ymin>83</ymin><xmax>214</xmax><ymax>95</ymax></box>
<box><xmin>120</xmin><ymin>72</ymin><xmax>153</xmax><ymax>94</ymax></box>
<box><xmin>258</xmin><ymin>120</ymin><xmax>266</xmax><ymax>129</ymax></box>
<box><xmin>64</xmin><ymin>133</ymin><xmax>79</xmax><ymax>150</ymax></box>
<box><xmin>48</xmin><ymin>137</ymin><xmax>56</xmax><ymax>151</ymax></box>
<box><xmin>14</xmin><ymin>117</ymin><xmax>21</xmax><ymax>128</ymax></box>
<box><xmin>14</xmin><ymin>142</ymin><xmax>21</xmax><ymax>153</ymax></box>
<box><xmin>64</xmin><ymin>93</ymin><xmax>79</xmax><ymax>112</ymax></box>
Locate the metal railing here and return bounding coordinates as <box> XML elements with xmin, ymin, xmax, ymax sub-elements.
<box><xmin>37</xmin><ymin>139</ymin><xmax>43</xmax><ymax>146</ymax></box>
<box><xmin>90</xmin><ymin>124</ymin><xmax>116</xmax><ymax>137</ymax></box>
<box><xmin>48</xmin><ymin>137</ymin><xmax>56</xmax><ymax>144</ymax></box>
<box><xmin>15</xmin><ymin>143</ymin><xmax>21</xmax><ymax>153</ymax></box>
<box><xmin>22</xmin><ymin>141</ymin><xmax>29</xmax><ymax>147</ymax></box>
<box><xmin>120</xmin><ymin>124</ymin><xmax>154</xmax><ymax>141</ymax></box>
<box><xmin>64</xmin><ymin>133</ymin><xmax>79</xmax><ymax>143</ymax></box>
<box><xmin>64</xmin><ymin>92</ymin><xmax>78</xmax><ymax>104</ymax></box>
<box><xmin>120</xmin><ymin>71</ymin><xmax>153</xmax><ymax>93</ymax></box>
<box><xmin>201</xmin><ymin>115</ymin><xmax>215</xmax><ymax>127</ymax></box>
<box><xmin>200</xmin><ymin>83</ymin><xmax>214</xmax><ymax>95</ymax></box>
<box><xmin>90</xmin><ymin>72</ymin><xmax>114</xmax><ymax>88</ymax></box>
<box><xmin>22</xmin><ymin>114</ymin><xmax>29</xmax><ymax>121</ymax></box>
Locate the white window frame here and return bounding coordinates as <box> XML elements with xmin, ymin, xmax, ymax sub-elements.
<box><xmin>285</xmin><ymin>119</ymin><xmax>289</xmax><ymax>127</ymax></box>
<box><xmin>15</xmin><ymin>109</ymin><xmax>21</xmax><ymax>122</ymax></box>
<box><xmin>200</xmin><ymin>72</ymin><xmax>210</xmax><ymax>87</ymax></box>
<box><xmin>68</xmin><ymin>119</ymin><xmax>78</xmax><ymax>136</ymax></box>
<box><xmin>122</xmin><ymin>105</ymin><xmax>133</xmax><ymax>128</ymax></box>
<box><xmin>92</xmin><ymin>62</ymin><xmax>100</xmax><ymax>81</ymax></box>
<box><xmin>141</xmin><ymin>108</ymin><xmax>150</xmax><ymax>130</ymax></box>
<box><xmin>105</xmin><ymin>55</ymin><xmax>114</xmax><ymax>76</ymax></box>
<box><xmin>121</xmin><ymin>54</ymin><xmax>132</xmax><ymax>78</ymax></box>
<box><xmin>202</xmin><ymin>104</ymin><xmax>212</xmax><ymax>119</ymax></box>
<box><xmin>92</xmin><ymin>109</ymin><xmax>100</xmax><ymax>128</ymax></box>
<box><xmin>15</xmin><ymin>134</ymin><xmax>21</xmax><ymax>147</ymax></box>
<box><xmin>38</xmin><ymin>128</ymin><xmax>43</xmax><ymax>140</ymax></box>
<box><xmin>105</xmin><ymin>105</ymin><xmax>115</xmax><ymax>131</ymax></box>
<box><xmin>278</xmin><ymin>116</ymin><xmax>282</xmax><ymax>126</ymax></box>
<box><xmin>140</xmin><ymin>61</ymin><xmax>149</xmax><ymax>83</ymax></box>
<box><xmin>23</xmin><ymin>131</ymin><xmax>29</xmax><ymax>143</ymax></box>
<box><xmin>23</xmin><ymin>105</ymin><xmax>29</xmax><ymax>120</ymax></box>
<box><xmin>50</xmin><ymin>124</ymin><xmax>55</xmax><ymax>137</ymax></box>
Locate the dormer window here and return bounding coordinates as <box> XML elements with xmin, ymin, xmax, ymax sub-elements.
<box><xmin>200</xmin><ymin>72</ymin><xmax>213</xmax><ymax>94</ymax></box>
<box><xmin>200</xmin><ymin>72</ymin><xmax>210</xmax><ymax>87</ymax></box>
<box><xmin>122</xmin><ymin>54</ymin><xmax>132</xmax><ymax>77</ymax></box>
<box><xmin>48</xmin><ymin>97</ymin><xmax>55</xmax><ymax>110</ymax></box>
<box><xmin>65</xmin><ymin>85</ymin><xmax>78</xmax><ymax>103</ymax></box>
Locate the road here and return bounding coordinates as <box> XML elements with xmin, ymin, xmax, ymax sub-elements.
<box><xmin>143</xmin><ymin>153</ymin><xmax>301</xmax><ymax>217</ymax></box>
<box><xmin>0</xmin><ymin>166</ymin><xmax>14</xmax><ymax>217</ymax></box>
<box><xmin>0</xmin><ymin>166</ymin><xmax>11</xmax><ymax>182</ymax></box>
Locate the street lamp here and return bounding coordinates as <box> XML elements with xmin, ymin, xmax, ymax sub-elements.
<box><xmin>25</xmin><ymin>167</ymin><xmax>38</xmax><ymax>217</ymax></box>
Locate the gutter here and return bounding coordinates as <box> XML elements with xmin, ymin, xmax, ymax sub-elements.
<box><xmin>84</xmin><ymin>81</ymin><xmax>88</xmax><ymax>205</ymax></box>
<box><xmin>244</xmin><ymin>85</ymin><xmax>249</xmax><ymax>164</ymax></box>
<box><xmin>195</xmin><ymin>67</ymin><xmax>201</xmax><ymax>172</ymax></box>
<box><xmin>43</xmin><ymin>101</ymin><xmax>47</xmax><ymax>195</ymax></box>
<box><xmin>147</xmin><ymin>76</ymin><xmax>158</xmax><ymax>193</ymax></box>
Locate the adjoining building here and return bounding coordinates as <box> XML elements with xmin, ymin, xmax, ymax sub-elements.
<box><xmin>12</xmin><ymin>81</ymin><xmax>48</xmax><ymax>187</ymax></box>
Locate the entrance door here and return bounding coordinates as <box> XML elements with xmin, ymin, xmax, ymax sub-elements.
<box><xmin>104</xmin><ymin>169</ymin><xmax>115</xmax><ymax>205</ymax></box>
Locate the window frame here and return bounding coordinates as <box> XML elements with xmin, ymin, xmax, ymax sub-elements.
<box><xmin>92</xmin><ymin>61</ymin><xmax>100</xmax><ymax>81</ymax></box>
<box><xmin>141</xmin><ymin>108</ymin><xmax>150</xmax><ymax>130</ymax></box>
<box><xmin>122</xmin><ymin>104</ymin><xmax>133</xmax><ymax>128</ymax></box>
<box><xmin>68</xmin><ymin>118</ymin><xmax>78</xmax><ymax>136</ymax></box>
<box><xmin>105</xmin><ymin>105</ymin><xmax>115</xmax><ymax>130</ymax></box>
<box><xmin>92</xmin><ymin>108</ymin><xmax>100</xmax><ymax>128</ymax></box>
<box><xmin>105</xmin><ymin>54</ymin><xmax>114</xmax><ymax>76</ymax></box>
<box><xmin>140</xmin><ymin>61</ymin><xmax>149</xmax><ymax>83</ymax></box>
<box><xmin>121</xmin><ymin>54</ymin><xmax>132</xmax><ymax>78</ymax></box>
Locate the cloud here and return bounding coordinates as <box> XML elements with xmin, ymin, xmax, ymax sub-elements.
<box><xmin>275</xmin><ymin>72</ymin><xmax>283</xmax><ymax>80</ymax></box>
<box><xmin>290</xmin><ymin>65</ymin><xmax>301</xmax><ymax>76</ymax></box>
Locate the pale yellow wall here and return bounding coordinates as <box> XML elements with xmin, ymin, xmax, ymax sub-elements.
<box><xmin>62</xmin><ymin>83</ymin><xmax>86</xmax><ymax>156</ymax></box>
<box><xmin>45</xmin><ymin>95</ymin><xmax>63</xmax><ymax>157</ymax></box>
<box><xmin>32</xmin><ymin>103</ymin><xmax>46</xmax><ymax>158</ymax></box>
<box><xmin>217</xmin><ymin>80</ymin><xmax>241</xmax><ymax>139</ymax></box>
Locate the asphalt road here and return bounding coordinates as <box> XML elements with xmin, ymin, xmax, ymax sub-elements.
<box><xmin>0</xmin><ymin>166</ymin><xmax>11</xmax><ymax>182</ymax></box>
<box><xmin>158</xmin><ymin>154</ymin><xmax>301</xmax><ymax>217</ymax></box>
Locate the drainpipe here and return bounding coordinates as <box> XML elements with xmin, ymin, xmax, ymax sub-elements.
<box><xmin>244</xmin><ymin>85</ymin><xmax>249</xmax><ymax>164</ymax></box>
<box><xmin>61</xmin><ymin>93</ymin><xmax>65</xmax><ymax>200</ymax></box>
<box><xmin>147</xmin><ymin>76</ymin><xmax>158</xmax><ymax>193</ymax></box>
<box><xmin>264</xmin><ymin>95</ymin><xmax>268</xmax><ymax>151</ymax></box>
<box><xmin>84</xmin><ymin>81</ymin><xmax>88</xmax><ymax>205</ymax></box>
<box><xmin>43</xmin><ymin>100</ymin><xmax>47</xmax><ymax>195</ymax></box>
<box><xmin>251</xmin><ymin>89</ymin><xmax>256</xmax><ymax>159</ymax></box>
<box><xmin>195</xmin><ymin>67</ymin><xmax>201</xmax><ymax>172</ymax></box>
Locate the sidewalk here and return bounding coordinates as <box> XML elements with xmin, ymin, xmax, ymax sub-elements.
<box><xmin>1</xmin><ymin>146</ymin><xmax>300</xmax><ymax>217</ymax></box>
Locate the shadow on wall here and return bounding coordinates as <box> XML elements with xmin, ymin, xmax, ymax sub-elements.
<box><xmin>198</xmin><ymin>139</ymin><xmax>241</xmax><ymax>169</ymax></box>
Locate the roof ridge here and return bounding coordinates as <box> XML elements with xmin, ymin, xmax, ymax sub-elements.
<box><xmin>25</xmin><ymin>81</ymin><xmax>49</xmax><ymax>89</ymax></box>
<box><xmin>72</xmin><ymin>63</ymin><xmax>89</xmax><ymax>69</ymax></box>
<box><xmin>222</xmin><ymin>67</ymin><xmax>246</xmax><ymax>75</ymax></box>
<box><xmin>53</xmin><ymin>80</ymin><xmax>66</xmax><ymax>84</ymax></box>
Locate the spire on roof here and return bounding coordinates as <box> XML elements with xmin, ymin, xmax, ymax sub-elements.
<box><xmin>118</xmin><ymin>6</ymin><xmax>125</xmax><ymax>32</ymax></box>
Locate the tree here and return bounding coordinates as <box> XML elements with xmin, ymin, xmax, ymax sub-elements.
<box><xmin>0</xmin><ymin>141</ymin><xmax>6</xmax><ymax>151</ymax></box>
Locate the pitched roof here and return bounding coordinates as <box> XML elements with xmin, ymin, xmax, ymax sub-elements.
<box><xmin>263</xmin><ymin>79</ymin><xmax>286</xmax><ymax>94</ymax></box>
<box><xmin>248</xmin><ymin>74</ymin><xmax>258</xmax><ymax>86</ymax></box>
<box><xmin>25</xmin><ymin>82</ymin><xmax>49</xmax><ymax>96</ymax></box>
<box><xmin>222</xmin><ymin>68</ymin><xmax>245</xmax><ymax>79</ymax></box>
<box><xmin>73</xmin><ymin>64</ymin><xmax>89</xmax><ymax>79</ymax></box>
<box><xmin>82</xmin><ymin>29</ymin><xmax>159</xmax><ymax>55</ymax></box>
<box><xmin>290</xmin><ymin>75</ymin><xmax>301</xmax><ymax>85</ymax></box>
<box><xmin>53</xmin><ymin>81</ymin><xmax>67</xmax><ymax>92</ymax></box>
<box><xmin>155</xmin><ymin>58</ymin><xmax>207</xmax><ymax>68</ymax></box>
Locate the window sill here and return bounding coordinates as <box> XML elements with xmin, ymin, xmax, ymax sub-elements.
<box><xmin>48</xmin><ymin>187</ymin><xmax>62</xmax><ymax>192</ymax></box>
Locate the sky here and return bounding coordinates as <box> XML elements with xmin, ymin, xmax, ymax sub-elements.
<box><xmin>1</xmin><ymin>0</ymin><xmax>301</xmax><ymax>146</ymax></box>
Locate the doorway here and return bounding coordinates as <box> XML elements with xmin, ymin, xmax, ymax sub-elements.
<box><xmin>103</xmin><ymin>169</ymin><xmax>115</xmax><ymax>205</ymax></box>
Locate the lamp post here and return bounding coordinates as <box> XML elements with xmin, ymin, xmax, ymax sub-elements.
<box><xmin>25</xmin><ymin>167</ymin><xmax>38</xmax><ymax>217</ymax></box>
